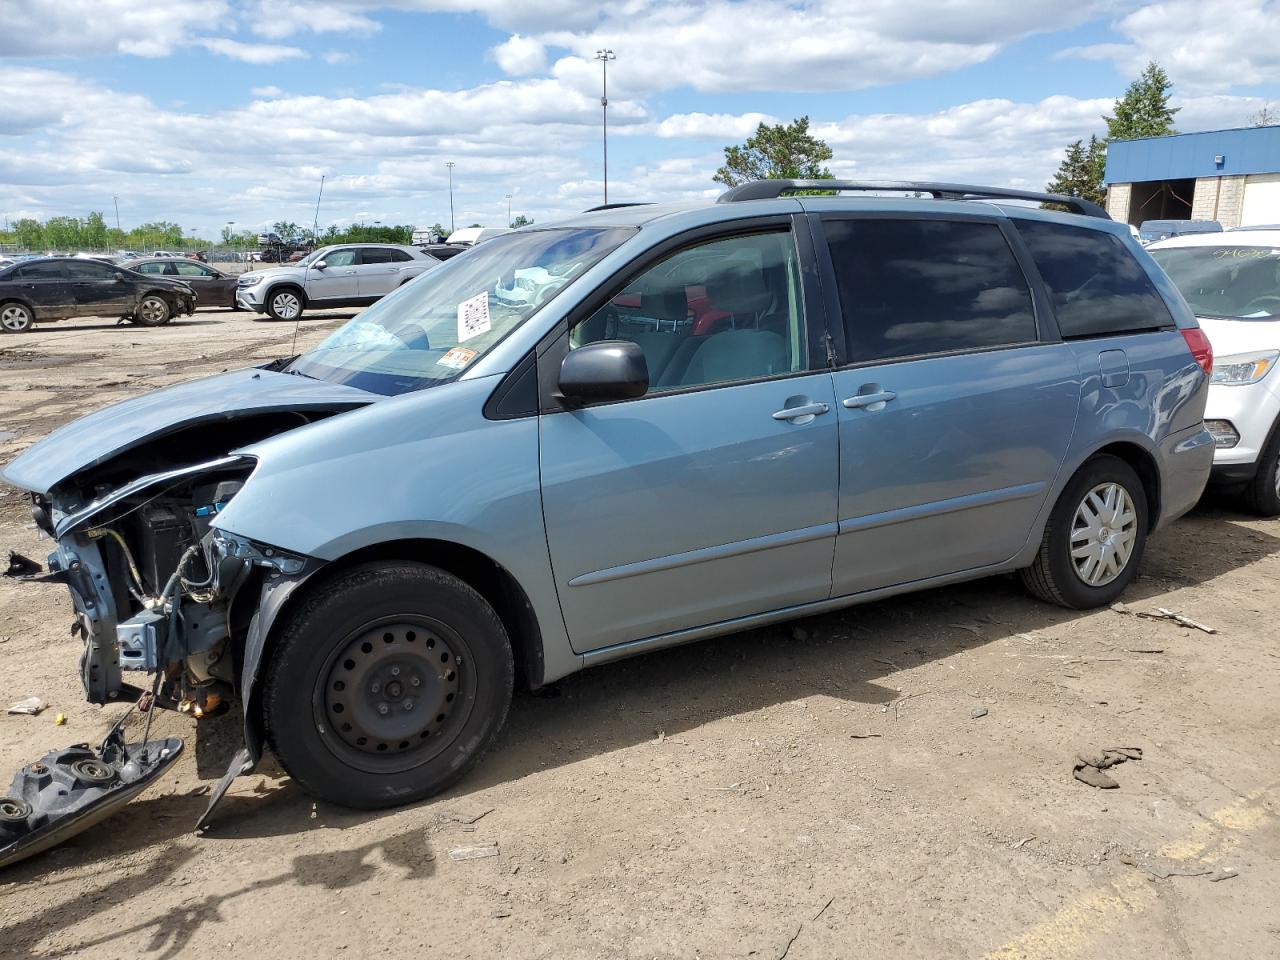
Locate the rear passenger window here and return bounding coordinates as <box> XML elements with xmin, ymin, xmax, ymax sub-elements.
<box><xmin>823</xmin><ymin>219</ymin><xmax>1036</xmax><ymax>363</ymax></box>
<box><xmin>1015</xmin><ymin>220</ymin><xmax>1172</xmax><ymax>338</ymax></box>
<box><xmin>360</xmin><ymin>248</ymin><xmax>394</xmax><ymax>264</ymax></box>
<box><xmin>389</xmin><ymin>249</ymin><xmax>414</xmax><ymax>262</ymax></box>
<box><xmin>16</xmin><ymin>262</ymin><xmax>66</xmax><ymax>280</ymax></box>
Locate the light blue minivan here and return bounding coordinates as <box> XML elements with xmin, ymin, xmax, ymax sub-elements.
<box><xmin>2</xmin><ymin>181</ymin><xmax>1215</xmax><ymax>824</ymax></box>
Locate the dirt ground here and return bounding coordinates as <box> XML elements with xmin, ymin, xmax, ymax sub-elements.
<box><xmin>1</xmin><ymin>308</ymin><xmax>1278</xmax><ymax>959</ymax></box>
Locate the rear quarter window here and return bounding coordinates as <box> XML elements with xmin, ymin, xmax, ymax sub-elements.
<box><xmin>1015</xmin><ymin>220</ymin><xmax>1172</xmax><ymax>338</ymax></box>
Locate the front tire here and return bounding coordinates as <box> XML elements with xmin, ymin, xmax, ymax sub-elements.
<box><xmin>263</xmin><ymin>563</ymin><xmax>514</xmax><ymax>808</ymax></box>
<box><xmin>265</xmin><ymin>286</ymin><xmax>304</xmax><ymax>321</ymax></box>
<box><xmin>0</xmin><ymin>302</ymin><xmax>34</xmax><ymax>333</ymax></box>
<box><xmin>1021</xmin><ymin>454</ymin><xmax>1149</xmax><ymax>609</ymax></box>
<box><xmin>131</xmin><ymin>294</ymin><xmax>172</xmax><ymax>326</ymax></box>
<box><xmin>1242</xmin><ymin>420</ymin><xmax>1280</xmax><ymax>517</ymax></box>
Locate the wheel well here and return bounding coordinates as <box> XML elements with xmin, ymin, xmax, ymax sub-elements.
<box><xmin>1091</xmin><ymin>442</ymin><xmax>1161</xmax><ymax>530</ymax></box>
<box><xmin>301</xmin><ymin>539</ymin><xmax>544</xmax><ymax>689</ymax></box>
<box><xmin>266</xmin><ymin>283</ymin><xmax>306</xmax><ymax>305</ymax></box>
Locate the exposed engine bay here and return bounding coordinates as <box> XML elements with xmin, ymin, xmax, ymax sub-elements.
<box><xmin>32</xmin><ymin>411</ymin><xmax>329</xmax><ymax>714</ymax></box>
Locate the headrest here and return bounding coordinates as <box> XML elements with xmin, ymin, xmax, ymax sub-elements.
<box><xmin>640</xmin><ymin>289</ymin><xmax>688</xmax><ymax>322</ymax></box>
<box><xmin>706</xmin><ymin>260</ymin><xmax>771</xmax><ymax>316</ymax></box>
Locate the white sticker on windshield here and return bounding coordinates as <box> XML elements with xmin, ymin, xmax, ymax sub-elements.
<box><xmin>457</xmin><ymin>291</ymin><xmax>492</xmax><ymax>342</ymax></box>
<box><xmin>437</xmin><ymin>346</ymin><xmax>477</xmax><ymax>370</ymax></box>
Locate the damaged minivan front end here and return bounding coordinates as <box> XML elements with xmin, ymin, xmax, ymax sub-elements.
<box><xmin>1</xmin><ymin>368</ymin><xmax>375</xmax><ymax>866</ymax></box>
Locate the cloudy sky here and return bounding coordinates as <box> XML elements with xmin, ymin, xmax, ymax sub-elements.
<box><xmin>1</xmin><ymin>0</ymin><xmax>1277</xmax><ymax>237</ymax></box>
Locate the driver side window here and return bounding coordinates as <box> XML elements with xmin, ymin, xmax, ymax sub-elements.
<box><xmin>324</xmin><ymin>249</ymin><xmax>358</xmax><ymax>267</ymax></box>
<box><xmin>570</xmin><ymin>230</ymin><xmax>806</xmax><ymax>392</ymax></box>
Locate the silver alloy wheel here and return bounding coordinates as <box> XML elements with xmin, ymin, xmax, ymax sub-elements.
<box><xmin>1</xmin><ymin>304</ymin><xmax>32</xmax><ymax>332</ymax></box>
<box><xmin>138</xmin><ymin>297</ymin><xmax>168</xmax><ymax>324</ymax></box>
<box><xmin>1070</xmin><ymin>482</ymin><xmax>1138</xmax><ymax>587</ymax></box>
<box><xmin>271</xmin><ymin>291</ymin><xmax>301</xmax><ymax>319</ymax></box>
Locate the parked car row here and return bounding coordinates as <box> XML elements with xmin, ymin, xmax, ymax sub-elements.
<box><xmin>1</xmin><ymin>180</ymin><xmax>1224</xmax><ymax>821</ymax></box>
<box><xmin>0</xmin><ymin>256</ymin><xmax>196</xmax><ymax>332</ymax></box>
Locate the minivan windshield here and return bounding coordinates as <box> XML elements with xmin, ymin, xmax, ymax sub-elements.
<box><xmin>285</xmin><ymin>226</ymin><xmax>635</xmax><ymax>395</ymax></box>
<box><xmin>1149</xmin><ymin>245</ymin><xmax>1280</xmax><ymax>321</ymax></box>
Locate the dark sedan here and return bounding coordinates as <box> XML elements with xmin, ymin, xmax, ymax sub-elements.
<box><xmin>121</xmin><ymin>257</ymin><xmax>239</xmax><ymax>308</ymax></box>
<box><xmin>0</xmin><ymin>257</ymin><xmax>195</xmax><ymax>333</ymax></box>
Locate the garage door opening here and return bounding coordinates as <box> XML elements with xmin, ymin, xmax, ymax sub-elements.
<box><xmin>1127</xmin><ymin>178</ymin><xmax>1195</xmax><ymax>225</ymax></box>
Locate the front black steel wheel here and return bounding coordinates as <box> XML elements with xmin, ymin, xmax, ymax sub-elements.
<box><xmin>263</xmin><ymin>562</ymin><xmax>513</xmax><ymax>808</ymax></box>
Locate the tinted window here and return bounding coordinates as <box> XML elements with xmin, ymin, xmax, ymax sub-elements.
<box><xmin>64</xmin><ymin>260</ymin><xmax>117</xmax><ymax>279</ymax></box>
<box><xmin>359</xmin><ymin>248</ymin><xmax>394</xmax><ymax>264</ymax></box>
<box><xmin>135</xmin><ymin>261</ymin><xmax>167</xmax><ymax>274</ymax></box>
<box><xmin>572</xmin><ymin>230</ymin><xmax>806</xmax><ymax>392</ymax></box>
<box><xmin>16</xmin><ymin>261</ymin><xmax>66</xmax><ymax>280</ymax></box>
<box><xmin>1015</xmin><ymin>220</ymin><xmax>1172</xmax><ymax>338</ymax></box>
<box><xmin>823</xmin><ymin>218</ymin><xmax>1036</xmax><ymax>363</ymax></box>
<box><xmin>389</xmin><ymin>249</ymin><xmax>414</xmax><ymax>262</ymax></box>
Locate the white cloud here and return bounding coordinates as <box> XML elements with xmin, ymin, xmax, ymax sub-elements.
<box><xmin>199</xmin><ymin>37</ymin><xmax>309</xmax><ymax>63</ymax></box>
<box><xmin>1061</xmin><ymin>0</ymin><xmax>1280</xmax><ymax>94</ymax></box>
<box><xmin>322</xmin><ymin>50</ymin><xmax>355</xmax><ymax>64</ymax></box>
<box><xmin>653</xmin><ymin>112</ymin><xmax>780</xmax><ymax>140</ymax></box>
<box><xmin>247</xmin><ymin>1</ymin><xmax>382</xmax><ymax>38</ymax></box>
<box><xmin>251</xmin><ymin>85</ymin><xmax>285</xmax><ymax>98</ymax></box>
<box><xmin>492</xmin><ymin>34</ymin><xmax>547</xmax><ymax>75</ymax></box>
<box><xmin>0</xmin><ymin>0</ymin><xmax>231</xmax><ymax>57</ymax></box>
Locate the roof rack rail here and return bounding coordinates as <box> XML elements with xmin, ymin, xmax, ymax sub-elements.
<box><xmin>716</xmin><ymin>179</ymin><xmax>1110</xmax><ymax>219</ymax></box>
<box><xmin>583</xmin><ymin>202</ymin><xmax>654</xmax><ymax>213</ymax></box>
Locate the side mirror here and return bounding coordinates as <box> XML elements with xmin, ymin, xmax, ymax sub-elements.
<box><xmin>313</xmin><ymin>260</ymin><xmax>327</xmax><ymax>270</ymax></box>
<box><xmin>558</xmin><ymin>340</ymin><xmax>648</xmax><ymax>404</ymax></box>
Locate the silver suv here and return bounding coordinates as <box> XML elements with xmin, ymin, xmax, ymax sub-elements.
<box><xmin>236</xmin><ymin>243</ymin><xmax>440</xmax><ymax>320</ymax></box>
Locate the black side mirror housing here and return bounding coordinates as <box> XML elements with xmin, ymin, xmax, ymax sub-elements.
<box><xmin>558</xmin><ymin>340</ymin><xmax>648</xmax><ymax>404</ymax></box>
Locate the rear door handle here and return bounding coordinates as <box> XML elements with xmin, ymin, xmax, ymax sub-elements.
<box><xmin>843</xmin><ymin>391</ymin><xmax>897</xmax><ymax>409</ymax></box>
<box><xmin>772</xmin><ymin>402</ymin><xmax>830</xmax><ymax>422</ymax></box>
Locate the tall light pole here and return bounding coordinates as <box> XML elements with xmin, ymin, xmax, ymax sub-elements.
<box><xmin>312</xmin><ymin>174</ymin><xmax>325</xmax><ymax>241</ymax></box>
<box><xmin>595</xmin><ymin>49</ymin><xmax>616</xmax><ymax>204</ymax></box>
<box><xmin>505</xmin><ymin>193</ymin><xmax>512</xmax><ymax>226</ymax></box>
<box><xmin>445</xmin><ymin>161</ymin><xmax>456</xmax><ymax>234</ymax></box>
<box><xmin>225</xmin><ymin>220</ymin><xmax>235</xmax><ymax>262</ymax></box>
<box><xmin>112</xmin><ymin>195</ymin><xmax>121</xmax><ymax>232</ymax></box>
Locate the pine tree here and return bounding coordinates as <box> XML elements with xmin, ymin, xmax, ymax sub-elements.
<box><xmin>1045</xmin><ymin>136</ymin><xmax>1108</xmax><ymax>205</ymax></box>
<box><xmin>713</xmin><ymin>117</ymin><xmax>834</xmax><ymax>187</ymax></box>
<box><xmin>1104</xmin><ymin>61</ymin><xmax>1179</xmax><ymax>141</ymax></box>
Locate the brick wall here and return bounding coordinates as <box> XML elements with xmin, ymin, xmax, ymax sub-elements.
<box><xmin>1105</xmin><ymin>183</ymin><xmax>1131</xmax><ymax>223</ymax></box>
<box><xmin>1192</xmin><ymin>176</ymin><xmax>1247</xmax><ymax>227</ymax></box>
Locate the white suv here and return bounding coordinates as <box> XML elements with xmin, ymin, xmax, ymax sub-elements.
<box><xmin>1150</xmin><ymin>230</ymin><xmax>1280</xmax><ymax>514</ymax></box>
<box><xmin>236</xmin><ymin>243</ymin><xmax>440</xmax><ymax>320</ymax></box>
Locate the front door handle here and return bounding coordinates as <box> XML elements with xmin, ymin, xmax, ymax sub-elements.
<box><xmin>843</xmin><ymin>390</ymin><xmax>897</xmax><ymax>410</ymax></box>
<box><xmin>772</xmin><ymin>401</ymin><xmax>830</xmax><ymax>422</ymax></box>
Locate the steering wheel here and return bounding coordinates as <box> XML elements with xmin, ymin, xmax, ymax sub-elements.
<box><xmin>1242</xmin><ymin>295</ymin><xmax>1280</xmax><ymax>314</ymax></box>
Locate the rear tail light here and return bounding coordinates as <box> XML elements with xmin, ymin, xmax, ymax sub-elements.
<box><xmin>1181</xmin><ymin>327</ymin><xmax>1213</xmax><ymax>377</ymax></box>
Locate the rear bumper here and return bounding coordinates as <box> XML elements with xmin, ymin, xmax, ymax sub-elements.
<box><xmin>1156</xmin><ymin>424</ymin><xmax>1216</xmax><ymax>529</ymax></box>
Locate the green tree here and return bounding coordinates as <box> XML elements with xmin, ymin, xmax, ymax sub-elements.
<box><xmin>430</xmin><ymin>222</ymin><xmax>446</xmax><ymax>238</ymax></box>
<box><xmin>510</xmin><ymin>215</ymin><xmax>533</xmax><ymax>229</ymax></box>
<box><xmin>13</xmin><ymin>218</ymin><xmax>44</xmax><ymax>250</ymax></box>
<box><xmin>1104</xmin><ymin>61</ymin><xmax>1179</xmax><ymax>141</ymax></box>
<box><xmin>84</xmin><ymin>211</ymin><xmax>108</xmax><ymax>248</ymax></box>
<box><xmin>272</xmin><ymin>220</ymin><xmax>301</xmax><ymax>241</ymax></box>
<box><xmin>1045</xmin><ymin>135</ymin><xmax>1108</xmax><ymax>205</ymax></box>
<box><xmin>713</xmin><ymin>116</ymin><xmax>834</xmax><ymax>188</ymax></box>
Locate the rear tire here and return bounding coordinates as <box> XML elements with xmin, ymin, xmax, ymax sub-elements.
<box><xmin>131</xmin><ymin>294</ymin><xmax>171</xmax><ymax>326</ymax></box>
<box><xmin>0</xmin><ymin>302</ymin><xmax>34</xmax><ymax>333</ymax></box>
<box><xmin>1242</xmin><ymin>419</ymin><xmax>1280</xmax><ymax>517</ymax></box>
<box><xmin>263</xmin><ymin>562</ymin><xmax>514</xmax><ymax>808</ymax></box>
<box><xmin>1021</xmin><ymin>455</ymin><xmax>1149</xmax><ymax>609</ymax></box>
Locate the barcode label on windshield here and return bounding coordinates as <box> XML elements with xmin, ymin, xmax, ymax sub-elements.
<box><xmin>457</xmin><ymin>292</ymin><xmax>492</xmax><ymax>342</ymax></box>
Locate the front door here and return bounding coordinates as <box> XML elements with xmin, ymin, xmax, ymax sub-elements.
<box><xmin>307</xmin><ymin>248</ymin><xmax>360</xmax><ymax>302</ymax></box>
<box><xmin>817</xmin><ymin>214</ymin><xmax>1079</xmax><ymax>596</ymax></box>
<box><xmin>172</xmin><ymin>260</ymin><xmax>232</xmax><ymax>307</ymax></box>
<box><xmin>539</xmin><ymin>224</ymin><xmax>840</xmax><ymax>653</ymax></box>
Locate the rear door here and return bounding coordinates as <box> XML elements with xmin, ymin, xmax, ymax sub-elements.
<box><xmin>816</xmin><ymin>213</ymin><xmax>1080</xmax><ymax>596</ymax></box>
<box><xmin>14</xmin><ymin>260</ymin><xmax>73</xmax><ymax>318</ymax></box>
<box><xmin>538</xmin><ymin>219</ymin><xmax>841</xmax><ymax>653</ymax></box>
<box><xmin>64</xmin><ymin>259</ymin><xmax>135</xmax><ymax>316</ymax></box>
<box><xmin>353</xmin><ymin>247</ymin><xmax>401</xmax><ymax>298</ymax></box>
